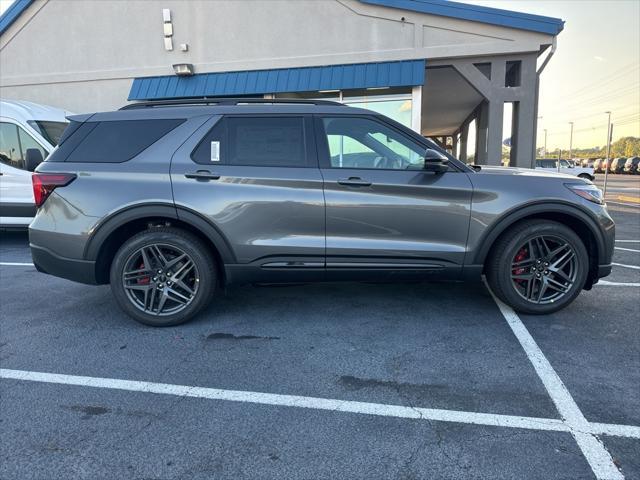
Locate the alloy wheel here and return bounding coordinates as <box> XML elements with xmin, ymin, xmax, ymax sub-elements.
<box><xmin>510</xmin><ymin>235</ymin><xmax>578</xmax><ymax>305</ymax></box>
<box><xmin>122</xmin><ymin>243</ymin><xmax>200</xmax><ymax>316</ymax></box>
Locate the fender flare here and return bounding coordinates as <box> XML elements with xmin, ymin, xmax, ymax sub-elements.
<box><xmin>84</xmin><ymin>203</ymin><xmax>236</xmax><ymax>264</ymax></box>
<box><xmin>471</xmin><ymin>201</ymin><xmax>608</xmax><ymax>265</ymax></box>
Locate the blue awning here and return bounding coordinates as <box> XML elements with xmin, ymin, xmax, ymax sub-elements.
<box><xmin>128</xmin><ymin>59</ymin><xmax>426</xmax><ymax>101</ymax></box>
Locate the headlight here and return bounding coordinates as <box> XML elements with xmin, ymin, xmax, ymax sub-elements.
<box><xmin>565</xmin><ymin>183</ymin><xmax>604</xmax><ymax>205</ymax></box>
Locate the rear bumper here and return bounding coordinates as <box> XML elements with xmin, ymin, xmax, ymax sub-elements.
<box><xmin>30</xmin><ymin>244</ymin><xmax>98</xmax><ymax>285</ymax></box>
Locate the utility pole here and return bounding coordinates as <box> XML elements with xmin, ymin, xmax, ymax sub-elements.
<box><xmin>603</xmin><ymin>111</ymin><xmax>612</xmax><ymax>196</ymax></box>
<box><xmin>568</xmin><ymin>122</ymin><xmax>574</xmax><ymax>160</ymax></box>
<box><xmin>557</xmin><ymin>149</ymin><xmax>562</xmax><ymax>173</ymax></box>
<box><xmin>544</xmin><ymin>129</ymin><xmax>548</xmax><ymax>157</ymax></box>
<box><xmin>536</xmin><ymin>116</ymin><xmax>543</xmax><ymax>159</ymax></box>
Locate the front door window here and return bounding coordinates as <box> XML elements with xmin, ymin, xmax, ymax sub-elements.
<box><xmin>320</xmin><ymin>117</ymin><xmax>426</xmax><ymax>170</ymax></box>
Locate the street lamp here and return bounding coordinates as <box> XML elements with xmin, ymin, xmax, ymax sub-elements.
<box><xmin>568</xmin><ymin>122</ymin><xmax>574</xmax><ymax>160</ymax></box>
<box><xmin>603</xmin><ymin>112</ymin><xmax>612</xmax><ymax>196</ymax></box>
<box><xmin>544</xmin><ymin>128</ymin><xmax>548</xmax><ymax>157</ymax></box>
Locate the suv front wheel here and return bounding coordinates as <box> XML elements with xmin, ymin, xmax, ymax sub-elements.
<box><xmin>486</xmin><ymin>220</ymin><xmax>589</xmax><ymax>314</ymax></box>
<box><xmin>110</xmin><ymin>228</ymin><xmax>217</xmax><ymax>326</ymax></box>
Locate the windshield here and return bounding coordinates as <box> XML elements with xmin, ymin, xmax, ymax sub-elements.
<box><xmin>27</xmin><ymin>120</ymin><xmax>69</xmax><ymax>146</ymax></box>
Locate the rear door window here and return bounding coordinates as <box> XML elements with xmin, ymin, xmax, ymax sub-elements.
<box><xmin>191</xmin><ymin>116</ymin><xmax>307</xmax><ymax>167</ymax></box>
<box><xmin>64</xmin><ymin>119</ymin><xmax>184</xmax><ymax>163</ymax></box>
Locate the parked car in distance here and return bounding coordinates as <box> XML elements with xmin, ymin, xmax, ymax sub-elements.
<box><xmin>535</xmin><ymin>158</ymin><xmax>595</xmax><ymax>181</ymax></box>
<box><xmin>581</xmin><ymin>158</ymin><xmax>596</xmax><ymax>169</ymax></box>
<box><xmin>623</xmin><ymin>156</ymin><xmax>639</xmax><ymax>174</ymax></box>
<box><xmin>0</xmin><ymin>100</ymin><xmax>71</xmax><ymax>228</ymax></box>
<box><xmin>29</xmin><ymin>98</ymin><xmax>615</xmax><ymax>326</ymax></box>
<box><xmin>610</xmin><ymin>157</ymin><xmax>627</xmax><ymax>174</ymax></box>
<box><xmin>592</xmin><ymin>158</ymin><xmax>602</xmax><ymax>173</ymax></box>
<box><xmin>600</xmin><ymin>158</ymin><xmax>612</xmax><ymax>173</ymax></box>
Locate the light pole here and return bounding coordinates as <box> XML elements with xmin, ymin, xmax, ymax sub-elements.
<box><xmin>544</xmin><ymin>129</ymin><xmax>548</xmax><ymax>157</ymax></box>
<box><xmin>603</xmin><ymin>111</ymin><xmax>612</xmax><ymax>196</ymax></box>
<box><xmin>536</xmin><ymin>116</ymin><xmax>543</xmax><ymax>159</ymax></box>
<box><xmin>568</xmin><ymin>122</ymin><xmax>574</xmax><ymax>160</ymax></box>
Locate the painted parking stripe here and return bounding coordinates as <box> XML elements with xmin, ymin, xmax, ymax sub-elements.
<box><xmin>615</xmin><ymin>247</ymin><xmax>640</xmax><ymax>253</ymax></box>
<box><xmin>0</xmin><ymin>262</ymin><xmax>33</xmax><ymax>266</ymax></box>
<box><xmin>1</xmin><ymin>368</ymin><xmax>638</xmax><ymax>442</ymax></box>
<box><xmin>612</xmin><ymin>262</ymin><xmax>640</xmax><ymax>270</ymax></box>
<box><xmin>615</xmin><ymin>240</ymin><xmax>640</xmax><ymax>243</ymax></box>
<box><xmin>486</xmin><ymin>283</ymin><xmax>624</xmax><ymax>480</ymax></box>
<box><xmin>0</xmin><ymin>368</ymin><xmax>570</xmax><ymax>432</ymax></box>
<box><xmin>597</xmin><ymin>280</ymin><xmax>640</xmax><ymax>287</ymax></box>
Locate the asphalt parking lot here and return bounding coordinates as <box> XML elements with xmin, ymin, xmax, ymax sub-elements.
<box><xmin>1</xmin><ymin>175</ymin><xmax>638</xmax><ymax>480</ymax></box>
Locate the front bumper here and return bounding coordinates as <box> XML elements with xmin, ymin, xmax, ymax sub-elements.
<box><xmin>31</xmin><ymin>244</ymin><xmax>98</xmax><ymax>285</ymax></box>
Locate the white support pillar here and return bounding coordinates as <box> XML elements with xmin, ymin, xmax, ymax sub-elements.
<box><xmin>411</xmin><ymin>85</ymin><xmax>422</xmax><ymax>134</ymax></box>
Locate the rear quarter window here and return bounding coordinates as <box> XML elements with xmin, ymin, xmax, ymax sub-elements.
<box><xmin>62</xmin><ymin>119</ymin><xmax>184</xmax><ymax>163</ymax></box>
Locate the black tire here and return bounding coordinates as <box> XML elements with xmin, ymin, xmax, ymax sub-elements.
<box><xmin>486</xmin><ymin>220</ymin><xmax>589</xmax><ymax>315</ymax></box>
<box><xmin>110</xmin><ymin>227</ymin><xmax>217</xmax><ymax>326</ymax></box>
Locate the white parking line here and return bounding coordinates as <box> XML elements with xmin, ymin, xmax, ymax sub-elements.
<box><xmin>615</xmin><ymin>247</ymin><xmax>640</xmax><ymax>253</ymax></box>
<box><xmin>486</xmin><ymin>284</ymin><xmax>624</xmax><ymax>480</ymax></box>
<box><xmin>1</xmin><ymin>368</ymin><xmax>638</xmax><ymax>442</ymax></box>
<box><xmin>607</xmin><ymin>201</ymin><xmax>640</xmax><ymax>208</ymax></box>
<box><xmin>597</xmin><ymin>280</ymin><xmax>640</xmax><ymax>287</ymax></box>
<box><xmin>612</xmin><ymin>262</ymin><xmax>640</xmax><ymax>270</ymax></box>
<box><xmin>0</xmin><ymin>262</ymin><xmax>33</xmax><ymax>266</ymax></box>
<box><xmin>616</xmin><ymin>240</ymin><xmax>640</xmax><ymax>243</ymax></box>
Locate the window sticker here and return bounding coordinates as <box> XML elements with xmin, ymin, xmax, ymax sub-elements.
<box><xmin>210</xmin><ymin>141</ymin><xmax>220</xmax><ymax>162</ymax></box>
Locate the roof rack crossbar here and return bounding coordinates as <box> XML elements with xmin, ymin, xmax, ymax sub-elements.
<box><xmin>120</xmin><ymin>97</ymin><xmax>346</xmax><ymax>110</ymax></box>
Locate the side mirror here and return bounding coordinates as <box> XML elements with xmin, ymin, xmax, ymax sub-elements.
<box><xmin>424</xmin><ymin>148</ymin><xmax>448</xmax><ymax>173</ymax></box>
<box><xmin>25</xmin><ymin>148</ymin><xmax>44</xmax><ymax>172</ymax></box>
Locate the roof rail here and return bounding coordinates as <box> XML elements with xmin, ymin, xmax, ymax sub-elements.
<box><xmin>119</xmin><ymin>97</ymin><xmax>346</xmax><ymax>110</ymax></box>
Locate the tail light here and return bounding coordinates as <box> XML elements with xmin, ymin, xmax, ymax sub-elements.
<box><xmin>32</xmin><ymin>173</ymin><xmax>76</xmax><ymax>208</ymax></box>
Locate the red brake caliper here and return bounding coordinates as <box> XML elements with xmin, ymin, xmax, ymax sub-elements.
<box><xmin>513</xmin><ymin>248</ymin><xmax>528</xmax><ymax>285</ymax></box>
<box><xmin>137</xmin><ymin>262</ymin><xmax>150</xmax><ymax>285</ymax></box>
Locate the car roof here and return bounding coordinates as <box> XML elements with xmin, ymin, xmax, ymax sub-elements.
<box><xmin>0</xmin><ymin>99</ymin><xmax>71</xmax><ymax>123</ymax></box>
<box><xmin>75</xmin><ymin>101</ymin><xmax>379</xmax><ymax>122</ymax></box>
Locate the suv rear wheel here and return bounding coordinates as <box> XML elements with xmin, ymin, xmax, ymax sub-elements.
<box><xmin>110</xmin><ymin>228</ymin><xmax>217</xmax><ymax>326</ymax></box>
<box><xmin>486</xmin><ymin>220</ymin><xmax>589</xmax><ymax>314</ymax></box>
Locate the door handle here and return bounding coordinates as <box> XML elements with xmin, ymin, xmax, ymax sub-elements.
<box><xmin>337</xmin><ymin>177</ymin><xmax>372</xmax><ymax>187</ymax></box>
<box><xmin>185</xmin><ymin>170</ymin><xmax>221</xmax><ymax>181</ymax></box>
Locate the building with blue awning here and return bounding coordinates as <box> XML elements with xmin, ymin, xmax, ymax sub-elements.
<box><xmin>0</xmin><ymin>0</ymin><xmax>563</xmax><ymax>167</ymax></box>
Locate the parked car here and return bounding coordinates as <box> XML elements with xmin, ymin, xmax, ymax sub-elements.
<box><xmin>29</xmin><ymin>98</ymin><xmax>614</xmax><ymax>326</ymax></box>
<box><xmin>592</xmin><ymin>158</ymin><xmax>602</xmax><ymax>173</ymax></box>
<box><xmin>610</xmin><ymin>157</ymin><xmax>627</xmax><ymax>174</ymax></box>
<box><xmin>0</xmin><ymin>100</ymin><xmax>70</xmax><ymax>227</ymax></box>
<box><xmin>535</xmin><ymin>158</ymin><xmax>595</xmax><ymax>181</ymax></box>
<box><xmin>600</xmin><ymin>158</ymin><xmax>612</xmax><ymax>173</ymax></box>
<box><xmin>623</xmin><ymin>156</ymin><xmax>639</xmax><ymax>174</ymax></box>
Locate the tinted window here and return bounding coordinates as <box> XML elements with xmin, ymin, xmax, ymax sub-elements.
<box><xmin>320</xmin><ymin>117</ymin><xmax>425</xmax><ymax>170</ymax></box>
<box><xmin>27</xmin><ymin>120</ymin><xmax>69</xmax><ymax>146</ymax></box>
<box><xmin>65</xmin><ymin>119</ymin><xmax>183</xmax><ymax>163</ymax></box>
<box><xmin>191</xmin><ymin>116</ymin><xmax>307</xmax><ymax>167</ymax></box>
<box><xmin>0</xmin><ymin>122</ymin><xmax>47</xmax><ymax>170</ymax></box>
<box><xmin>0</xmin><ymin>122</ymin><xmax>23</xmax><ymax>169</ymax></box>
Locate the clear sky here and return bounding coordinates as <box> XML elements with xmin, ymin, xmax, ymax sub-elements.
<box><xmin>468</xmin><ymin>0</ymin><xmax>640</xmax><ymax>151</ymax></box>
<box><xmin>1</xmin><ymin>0</ymin><xmax>638</xmax><ymax>151</ymax></box>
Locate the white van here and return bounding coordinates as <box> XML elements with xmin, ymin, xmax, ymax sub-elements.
<box><xmin>0</xmin><ymin>100</ymin><xmax>71</xmax><ymax>227</ymax></box>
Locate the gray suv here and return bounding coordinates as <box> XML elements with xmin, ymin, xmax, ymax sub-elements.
<box><xmin>29</xmin><ymin>99</ymin><xmax>615</xmax><ymax>326</ymax></box>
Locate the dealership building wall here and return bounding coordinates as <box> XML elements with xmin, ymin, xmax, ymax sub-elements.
<box><xmin>0</xmin><ymin>0</ymin><xmax>563</xmax><ymax>167</ymax></box>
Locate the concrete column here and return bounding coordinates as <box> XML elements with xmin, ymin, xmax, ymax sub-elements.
<box><xmin>459</xmin><ymin>122</ymin><xmax>468</xmax><ymax>163</ymax></box>
<box><xmin>486</xmin><ymin>60</ymin><xmax>506</xmax><ymax>166</ymax></box>
<box><xmin>486</xmin><ymin>100</ymin><xmax>504</xmax><ymax>166</ymax></box>
<box><xmin>512</xmin><ymin>56</ymin><xmax>537</xmax><ymax>168</ymax></box>
<box><xmin>476</xmin><ymin>102</ymin><xmax>489</xmax><ymax>164</ymax></box>
<box><xmin>411</xmin><ymin>85</ymin><xmax>422</xmax><ymax>134</ymax></box>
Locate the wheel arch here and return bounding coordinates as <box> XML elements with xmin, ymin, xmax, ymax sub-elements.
<box><xmin>84</xmin><ymin>203</ymin><xmax>236</xmax><ymax>284</ymax></box>
<box><xmin>474</xmin><ymin>202</ymin><xmax>606</xmax><ymax>285</ymax></box>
